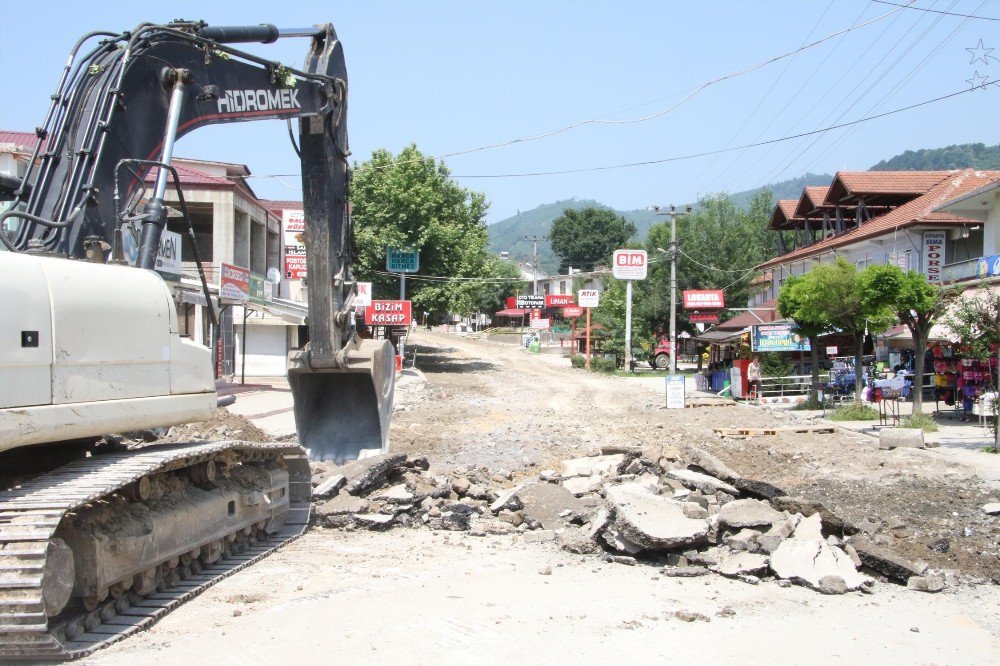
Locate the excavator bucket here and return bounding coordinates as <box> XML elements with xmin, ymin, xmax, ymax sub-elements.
<box><xmin>287</xmin><ymin>337</ymin><xmax>395</xmax><ymax>462</ymax></box>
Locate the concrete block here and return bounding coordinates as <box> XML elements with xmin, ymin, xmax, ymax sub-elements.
<box><xmin>878</xmin><ymin>428</ymin><xmax>924</xmax><ymax>450</ymax></box>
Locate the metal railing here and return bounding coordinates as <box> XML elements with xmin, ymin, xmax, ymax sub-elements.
<box><xmin>941</xmin><ymin>258</ymin><xmax>981</xmax><ymax>283</ymax></box>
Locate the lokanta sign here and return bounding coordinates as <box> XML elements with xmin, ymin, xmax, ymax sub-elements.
<box><xmin>612</xmin><ymin>249</ymin><xmax>647</xmax><ymax>280</ymax></box>
<box><xmin>220</xmin><ymin>263</ymin><xmax>250</xmax><ymax>302</ymax></box>
<box><xmin>683</xmin><ymin>290</ymin><xmax>725</xmax><ymax>309</ymax></box>
<box><xmin>545</xmin><ymin>294</ymin><xmax>575</xmax><ymax>308</ymax></box>
<box><xmin>364</xmin><ymin>300</ymin><xmax>412</xmax><ymax>326</ymax></box>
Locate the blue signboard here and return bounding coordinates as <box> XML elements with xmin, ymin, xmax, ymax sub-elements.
<box><xmin>751</xmin><ymin>323</ymin><xmax>811</xmax><ymax>353</ymax></box>
<box><xmin>977</xmin><ymin>254</ymin><xmax>1000</xmax><ymax>278</ymax></box>
<box><xmin>386</xmin><ymin>247</ymin><xmax>420</xmax><ymax>273</ymax></box>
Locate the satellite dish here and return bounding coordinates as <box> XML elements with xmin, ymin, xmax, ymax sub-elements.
<box><xmin>266</xmin><ymin>267</ymin><xmax>281</xmax><ymax>283</ymax></box>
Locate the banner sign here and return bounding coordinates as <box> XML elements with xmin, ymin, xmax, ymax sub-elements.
<box><xmin>364</xmin><ymin>300</ymin><xmax>412</xmax><ymax>326</ymax></box>
<box><xmin>506</xmin><ymin>296</ymin><xmax>517</xmax><ymax>310</ymax></box>
<box><xmin>516</xmin><ymin>294</ymin><xmax>545</xmax><ymax>309</ymax></box>
<box><xmin>356</xmin><ymin>282</ymin><xmax>373</xmax><ymax>307</ymax></box>
<box><xmin>688</xmin><ymin>311</ymin><xmax>719</xmax><ymax>324</ymax></box>
<box><xmin>154</xmin><ymin>230</ymin><xmax>182</xmax><ymax>278</ymax></box>
<box><xmin>751</xmin><ymin>323</ymin><xmax>811</xmax><ymax>352</ymax></box>
<box><xmin>977</xmin><ymin>253</ymin><xmax>1000</xmax><ymax>278</ymax></box>
<box><xmin>529</xmin><ymin>316</ymin><xmax>551</xmax><ymax>330</ymax></box>
<box><xmin>220</xmin><ymin>263</ymin><xmax>250</xmax><ymax>302</ymax></box>
<box><xmin>665</xmin><ymin>374</ymin><xmax>685</xmax><ymax>409</ymax></box>
<box><xmin>577</xmin><ymin>289</ymin><xmax>600</xmax><ymax>307</ymax></box>
<box><xmin>563</xmin><ymin>306</ymin><xmax>584</xmax><ymax>318</ymax></box>
<box><xmin>386</xmin><ymin>248</ymin><xmax>420</xmax><ymax>273</ymax></box>
<box><xmin>282</xmin><ymin>209</ymin><xmax>306</xmax><ymax>280</ymax></box>
<box><xmin>612</xmin><ymin>249</ymin><xmax>648</xmax><ymax>280</ymax></box>
<box><xmin>826</xmin><ymin>346</ymin><xmax>838</xmax><ymax>355</ymax></box>
<box><xmin>683</xmin><ymin>290</ymin><xmax>725</xmax><ymax>309</ymax></box>
<box><xmin>922</xmin><ymin>231</ymin><xmax>946</xmax><ymax>284</ymax></box>
<box><xmin>545</xmin><ymin>294</ymin><xmax>575</xmax><ymax>308</ymax></box>
<box><xmin>249</xmin><ymin>273</ymin><xmax>274</xmax><ymax>305</ymax></box>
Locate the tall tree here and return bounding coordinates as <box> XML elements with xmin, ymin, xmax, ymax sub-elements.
<box><xmin>786</xmin><ymin>259</ymin><xmax>896</xmax><ymax>400</ymax></box>
<box><xmin>860</xmin><ymin>266</ymin><xmax>956</xmax><ymax>414</ymax></box>
<box><xmin>549</xmin><ymin>207</ymin><xmax>636</xmax><ymax>273</ymax></box>
<box><xmin>350</xmin><ymin>144</ymin><xmax>491</xmax><ymax>313</ymax></box>
<box><xmin>776</xmin><ymin>275</ymin><xmax>826</xmax><ymax>402</ymax></box>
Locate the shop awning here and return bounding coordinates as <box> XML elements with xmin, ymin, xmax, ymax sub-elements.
<box><xmin>495</xmin><ymin>308</ymin><xmax>530</xmax><ymax>317</ymax></box>
<box><xmin>695</xmin><ymin>330</ymin><xmax>743</xmax><ymax>343</ymax></box>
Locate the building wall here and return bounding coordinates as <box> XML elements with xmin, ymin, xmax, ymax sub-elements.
<box><xmin>240</xmin><ymin>321</ymin><xmax>288</xmax><ymax>377</ymax></box>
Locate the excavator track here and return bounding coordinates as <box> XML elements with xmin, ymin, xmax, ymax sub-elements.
<box><xmin>0</xmin><ymin>440</ymin><xmax>312</xmax><ymax>661</ymax></box>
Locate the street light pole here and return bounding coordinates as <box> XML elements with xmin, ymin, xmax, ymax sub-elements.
<box><xmin>652</xmin><ymin>205</ymin><xmax>690</xmax><ymax>375</ymax></box>
<box><xmin>524</xmin><ymin>235</ymin><xmax>547</xmax><ymax>295</ymax></box>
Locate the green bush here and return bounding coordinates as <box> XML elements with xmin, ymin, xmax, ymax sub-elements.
<box><xmin>792</xmin><ymin>397</ymin><xmax>834</xmax><ymax>411</ymax></box>
<box><xmin>901</xmin><ymin>413</ymin><xmax>939</xmax><ymax>432</ymax></box>
<box><xmin>590</xmin><ymin>357</ymin><xmax>617</xmax><ymax>374</ymax></box>
<box><xmin>827</xmin><ymin>401</ymin><xmax>879</xmax><ymax>421</ymax></box>
<box><xmin>569</xmin><ymin>354</ymin><xmax>586</xmax><ymax>369</ymax></box>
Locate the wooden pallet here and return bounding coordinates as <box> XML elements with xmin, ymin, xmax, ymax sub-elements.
<box><xmin>713</xmin><ymin>425</ymin><xmax>836</xmax><ymax>436</ymax></box>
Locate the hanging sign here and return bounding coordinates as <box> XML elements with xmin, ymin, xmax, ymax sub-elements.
<box><xmin>577</xmin><ymin>289</ymin><xmax>600</xmax><ymax>307</ymax></box>
<box><xmin>751</xmin><ymin>323</ymin><xmax>811</xmax><ymax>352</ymax></box>
<box><xmin>688</xmin><ymin>311</ymin><xmax>720</xmax><ymax>324</ymax></box>
<box><xmin>612</xmin><ymin>249</ymin><xmax>648</xmax><ymax>280</ymax></box>
<box><xmin>364</xmin><ymin>300</ymin><xmax>412</xmax><ymax>326</ymax></box>
<box><xmin>516</xmin><ymin>294</ymin><xmax>545</xmax><ymax>309</ymax></box>
<box><xmin>386</xmin><ymin>248</ymin><xmax>420</xmax><ymax>273</ymax></box>
<box><xmin>356</xmin><ymin>282</ymin><xmax>373</xmax><ymax>307</ymax></box>
<box><xmin>220</xmin><ymin>263</ymin><xmax>250</xmax><ymax>302</ymax></box>
<box><xmin>563</xmin><ymin>306</ymin><xmax>584</xmax><ymax>318</ymax></box>
<box><xmin>545</xmin><ymin>294</ymin><xmax>575</xmax><ymax>308</ymax></box>
<box><xmin>282</xmin><ymin>209</ymin><xmax>307</xmax><ymax>280</ymax></box>
<box><xmin>922</xmin><ymin>231</ymin><xmax>946</xmax><ymax>284</ymax></box>
<box><xmin>683</xmin><ymin>290</ymin><xmax>725</xmax><ymax>309</ymax></box>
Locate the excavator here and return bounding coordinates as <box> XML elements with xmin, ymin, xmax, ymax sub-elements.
<box><xmin>0</xmin><ymin>20</ymin><xmax>394</xmax><ymax>659</ymax></box>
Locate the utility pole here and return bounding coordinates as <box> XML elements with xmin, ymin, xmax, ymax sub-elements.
<box><xmin>652</xmin><ymin>205</ymin><xmax>691</xmax><ymax>374</ymax></box>
<box><xmin>524</xmin><ymin>235</ymin><xmax>547</xmax><ymax>295</ymax></box>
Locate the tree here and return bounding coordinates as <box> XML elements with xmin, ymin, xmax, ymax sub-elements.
<box><xmin>784</xmin><ymin>259</ymin><xmax>896</xmax><ymax>400</ymax></box>
<box><xmin>350</xmin><ymin>144</ymin><xmax>491</xmax><ymax>313</ymax></box>
<box><xmin>945</xmin><ymin>286</ymin><xmax>1000</xmax><ymax>449</ymax></box>
<box><xmin>549</xmin><ymin>207</ymin><xmax>636</xmax><ymax>273</ymax></box>
<box><xmin>860</xmin><ymin>266</ymin><xmax>957</xmax><ymax>414</ymax></box>
<box><xmin>776</xmin><ymin>275</ymin><xmax>826</xmax><ymax>402</ymax></box>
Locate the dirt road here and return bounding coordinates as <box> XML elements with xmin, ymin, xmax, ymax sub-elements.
<box><xmin>90</xmin><ymin>331</ymin><xmax>1000</xmax><ymax>665</ymax></box>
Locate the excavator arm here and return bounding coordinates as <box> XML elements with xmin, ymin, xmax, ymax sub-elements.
<box><xmin>1</xmin><ymin>21</ymin><xmax>393</xmax><ymax>461</ymax></box>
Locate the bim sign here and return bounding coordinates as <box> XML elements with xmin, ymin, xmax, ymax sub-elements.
<box><xmin>364</xmin><ymin>300</ymin><xmax>412</xmax><ymax>326</ymax></box>
<box><xmin>612</xmin><ymin>249</ymin><xmax>648</xmax><ymax>280</ymax></box>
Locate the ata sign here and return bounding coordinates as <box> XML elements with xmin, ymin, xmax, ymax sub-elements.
<box><xmin>220</xmin><ymin>263</ymin><xmax>250</xmax><ymax>302</ymax></box>
<box><xmin>364</xmin><ymin>300</ymin><xmax>412</xmax><ymax>326</ymax></box>
<box><xmin>612</xmin><ymin>249</ymin><xmax>648</xmax><ymax>280</ymax></box>
<box><xmin>386</xmin><ymin>248</ymin><xmax>420</xmax><ymax>273</ymax></box>
<box><xmin>545</xmin><ymin>294</ymin><xmax>575</xmax><ymax>308</ymax></box>
<box><xmin>577</xmin><ymin>289</ymin><xmax>600</xmax><ymax>307</ymax></box>
<box><xmin>922</xmin><ymin>231</ymin><xmax>946</xmax><ymax>284</ymax></box>
<box><xmin>356</xmin><ymin>282</ymin><xmax>373</xmax><ymax>307</ymax></box>
<box><xmin>683</xmin><ymin>290</ymin><xmax>725</xmax><ymax>309</ymax></box>
<box><xmin>516</xmin><ymin>294</ymin><xmax>545</xmax><ymax>309</ymax></box>
<box><xmin>563</xmin><ymin>306</ymin><xmax>584</xmax><ymax>318</ymax></box>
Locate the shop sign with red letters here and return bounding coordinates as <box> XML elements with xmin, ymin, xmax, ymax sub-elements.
<box><xmin>545</xmin><ymin>294</ymin><xmax>575</xmax><ymax>307</ymax></box>
<box><xmin>364</xmin><ymin>300</ymin><xmax>412</xmax><ymax>326</ymax></box>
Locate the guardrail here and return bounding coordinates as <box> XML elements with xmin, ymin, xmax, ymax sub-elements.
<box><xmin>754</xmin><ymin>374</ymin><xmax>814</xmax><ymax>405</ymax></box>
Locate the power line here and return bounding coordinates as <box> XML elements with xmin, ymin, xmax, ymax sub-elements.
<box><xmin>871</xmin><ymin>0</ymin><xmax>999</xmax><ymax>20</ymax></box>
<box><xmin>449</xmin><ymin>81</ymin><xmax>997</xmax><ymax>179</ymax></box>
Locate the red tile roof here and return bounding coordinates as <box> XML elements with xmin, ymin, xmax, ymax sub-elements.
<box><xmin>0</xmin><ymin>131</ymin><xmax>42</xmax><ymax>150</ymax></box>
<box><xmin>823</xmin><ymin>171</ymin><xmax>953</xmax><ymax>204</ymax></box>
<box><xmin>769</xmin><ymin>199</ymin><xmax>801</xmax><ymax>230</ymax></box>
<box><xmin>794</xmin><ymin>186</ymin><xmax>831</xmax><ymax>217</ymax></box>
<box><xmin>143</xmin><ymin>163</ymin><xmax>233</xmax><ymax>188</ymax></box>
<box><xmin>759</xmin><ymin>169</ymin><xmax>1000</xmax><ymax>270</ymax></box>
<box><xmin>260</xmin><ymin>199</ymin><xmax>303</xmax><ymax>215</ymax></box>
<box><xmin>714</xmin><ymin>299</ymin><xmax>777</xmax><ymax>330</ymax></box>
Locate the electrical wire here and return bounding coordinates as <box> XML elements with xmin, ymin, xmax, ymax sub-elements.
<box><xmin>678</xmin><ymin>249</ymin><xmax>763</xmax><ymax>274</ymax></box>
<box><xmin>871</xmin><ymin>0</ymin><xmax>998</xmax><ymax>20</ymax></box>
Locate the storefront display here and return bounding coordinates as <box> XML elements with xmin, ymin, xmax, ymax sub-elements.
<box><xmin>929</xmin><ymin>343</ymin><xmax>998</xmax><ymax>420</ymax></box>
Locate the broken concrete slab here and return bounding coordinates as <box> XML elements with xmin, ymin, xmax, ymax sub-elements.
<box><xmin>601</xmin><ymin>524</ymin><xmax>644</xmax><ymax>555</ymax></box>
<box><xmin>769</xmin><ymin>536</ymin><xmax>871</xmax><ymax>593</ymax></box>
<box><xmin>560</xmin><ymin>454</ymin><xmax>625</xmax><ymax>479</ymax></box>
<box><xmin>513</xmin><ymin>482</ymin><xmax>588</xmax><ymax>530</ymax></box>
<box><xmin>490</xmin><ymin>482</ymin><xmax>528</xmax><ymax>513</ymax></box>
<box><xmin>982</xmin><ymin>502</ymin><xmax>1000</xmax><ymax>516</ymax></box>
<box><xmin>790</xmin><ymin>513</ymin><xmax>824</xmax><ymax>541</ymax></box>
<box><xmin>682</xmin><ymin>502</ymin><xmax>709</xmax><ymax>520</ymax></box>
<box><xmin>850</xmin><ymin>538</ymin><xmax>926</xmax><ymax>582</ymax></box>
<box><xmin>878</xmin><ymin>428</ymin><xmax>924</xmax><ymax>450</ymax></box>
<box><xmin>770</xmin><ymin>496</ymin><xmax>859</xmax><ymax>536</ymax></box>
<box><xmin>605</xmin><ymin>484</ymin><xmax>710</xmax><ymax>551</ymax></box>
<box><xmin>665</xmin><ymin>469</ymin><xmax>739</xmax><ymax>496</ymax></box>
<box><xmin>562</xmin><ymin>475</ymin><xmax>602</xmax><ymax>497</ymax></box>
<box><xmin>375</xmin><ymin>483</ymin><xmax>415</xmax><ymax>503</ymax></box>
<box><xmin>723</xmin><ymin>528</ymin><xmax>762</xmax><ymax>552</ymax></box>
<box><xmin>718</xmin><ymin>499</ymin><xmax>784</xmax><ymax>529</ymax></box>
<box><xmin>557</xmin><ymin>527</ymin><xmax>599</xmax><ymax>554</ymax></box>
<box><xmin>523</xmin><ymin>529</ymin><xmax>557</xmax><ymax>543</ymax></box>
<box><xmin>661</xmin><ymin>566</ymin><xmax>709</xmax><ymax>577</ymax></box>
<box><xmin>316</xmin><ymin>493</ymin><xmax>366</xmax><ymax>517</ymax></box>
<box><xmin>732</xmin><ymin>477</ymin><xmax>786</xmax><ymax>500</ymax></box>
<box><xmin>907</xmin><ymin>575</ymin><xmax>945</xmax><ymax>592</ymax></box>
<box><xmin>312</xmin><ymin>473</ymin><xmax>346</xmax><ymax>498</ymax></box>
<box><xmin>681</xmin><ymin>444</ymin><xmax>740</xmax><ymax>482</ymax></box>
<box><xmin>341</xmin><ymin>453</ymin><xmax>408</xmax><ymax>496</ymax></box>
<box><xmin>710</xmin><ymin>551</ymin><xmax>769</xmax><ymax>577</ymax></box>
<box><xmin>352</xmin><ymin>513</ymin><xmax>395</xmax><ymax>530</ymax></box>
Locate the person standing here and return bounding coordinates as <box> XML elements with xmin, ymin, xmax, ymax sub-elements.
<box><xmin>747</xmin><ymin>356</ymin><xmax>762</xmax><ymax>402</ymax></box>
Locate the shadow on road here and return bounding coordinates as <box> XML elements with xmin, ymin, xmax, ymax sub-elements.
<box><xmin>408</xmin><ymin>343</ymin><xmax>498</xmax><ymax>374</ymax></box>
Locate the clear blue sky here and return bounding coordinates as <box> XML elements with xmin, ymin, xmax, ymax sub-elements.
<box><xmin>1</xmin><ymin>0</ymin><xmax>997</xmax><ymax>222</ymax></box>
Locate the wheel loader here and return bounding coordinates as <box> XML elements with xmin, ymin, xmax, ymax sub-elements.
<box><xmin>0</xmin><ymin>21</ymin><xmax>394</xmax><ymax>659</ymax></box>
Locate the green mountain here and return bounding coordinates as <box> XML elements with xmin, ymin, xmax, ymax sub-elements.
<box><xmin>870</xmin><ymin>142</ymin><xmax>1000</xmax><ymax>171</ymax></box>
<box><xmin>728</xmin><ymin>173</ymin><xmax>833</xmax><ymax>208</ymax></box>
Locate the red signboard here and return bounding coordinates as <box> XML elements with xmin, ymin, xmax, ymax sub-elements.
<box><xmin>506</xmin><ymin>296</ymin><xmax>517</xmax><ymax>310</ymax></box>
<box><xmin>563</xmin><ymin>306</ymin><xmax>584</xmax><ymax>318</ymax></box>
<box><xmin>220</xmin><ymin>262</ymin><xmax>250</xmax><ymax>302</ymax></box>
<box><xmin>364</xmin><ymin>300</ymin><xmax>412</xmax><ymax>326</ymax></box>
<box><xmin>284</xmin><ymin>255</ymin><xmax>307</xmax><ymax>280</ymax></box>
<box><xmin>688</xmin><ymin>311</ymin><xmax>720</xmax><ymax>324</ymax></box>
<box><xmin>683</xmin><ymin>289</ymin><xmax>725</xmax><ymax>309</ymax></box>
<box><xmin>545</xmin><ymin>294</ymin><xmax>575</xmax><ymax>308</ymax></box>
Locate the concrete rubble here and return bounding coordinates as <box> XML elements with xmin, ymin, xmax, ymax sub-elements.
<box><xmin>308</xmin><ymin>447</ymin><xmax>954</xmax><ymax>597</ymax></box>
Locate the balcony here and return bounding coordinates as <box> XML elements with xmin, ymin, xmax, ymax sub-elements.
<box><xmin>941</xmin><ymin>257</ymin><xmax>982</xmax><ymax>284</ymax></box>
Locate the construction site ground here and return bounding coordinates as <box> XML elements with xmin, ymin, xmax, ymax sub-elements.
<box><xmin>89</xmin><ymin>330</ymin><xmax>1000</xmax><ymax>665</ymax></box>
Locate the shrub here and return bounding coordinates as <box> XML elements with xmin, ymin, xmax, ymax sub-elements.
<box><xmin>792</xmin><ymin>397</ymin><xmax>834</xmax><ymax>411</ymax></box>
<box><xmin>590</xmin><ymin>357</ymin><xmax>617</xmax><ymax>374</ymax></box>
<box><xmin>827</xmin><ymin>401</ymin><xmax>879</xmax><ymax>421</ymax></box>
<box><xmin>569</xmin><ymin>354</ymin><xmax>586</xmax><ymax>369</ymax></box>
<box><xmin>901</xmin><ymin>413</ymin><xmax>938</xmax><ymax>432</ymax></box>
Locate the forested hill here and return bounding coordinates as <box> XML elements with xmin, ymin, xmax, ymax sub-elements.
<box><xmin>870</xmin><ymin>143</ymin><xmax>1000</xmax><ymax>171</ymax></box>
